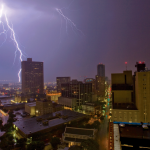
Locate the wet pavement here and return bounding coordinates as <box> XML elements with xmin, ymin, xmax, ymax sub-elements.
<box><xmin>97</xmin><ymin>88</ymin><xmax>111</xmax><ymax>150</ymax></box>
<box><xmin>97</xmin><ymin>106</ymin><xmax>109</xmax><ymax>150</ymax></box>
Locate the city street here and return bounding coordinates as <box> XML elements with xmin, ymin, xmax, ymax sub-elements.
<box><xmin>97</xmin><ymin>106</ymin><xmax>109</xmax><ymax>150</ymax></box>
<box><xmin>97</xmin><ymin>88</ymin><xmax>111</xmax><ymax>150</ymax></box>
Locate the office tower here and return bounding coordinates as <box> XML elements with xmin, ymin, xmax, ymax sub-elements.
<box><xmin>56</xmin><ymin>77</ymin><xmax>71</xmax><ymax>92</ymax></box>
<box><xmin>61</xmin><ymin>81</ymin><xmax>94</xmax><ymax>106</ymax></box>
<box><xmin>111</xmin><ymin>62</ymin><xmax>150</xmax><ymax>123</ymax></box>
<box><xmin>84</xmin><ymin>78</ymin><xmax>96</xmax><ymax>94</ymax></box>
<box><xmin>21</xmin><ymin>58</ymin><xmax>44</xmax><ymax>95</ymax></box>
<box><xmin>135</xmin><ymin>62</ymin><xmax>150</xmax><ymax>122</ymax></box>
<box><xmin>111</xmin><ymin>70</ymin><xmax>138</xmax><ymax>123</ymax></box>
<box><xmin>96</xmin><ymin>75</ymin><xmax>105</xmax><ymax>99</ymax></box>
<box><xmin>112</xmin><ymin>70</ymin><xmax>134</xmax><ymax>105</ymax></box>
<box><xmin>97</xmin><ymin>63</ymin><xmax>105</xmax><ymax>77</ymax></box>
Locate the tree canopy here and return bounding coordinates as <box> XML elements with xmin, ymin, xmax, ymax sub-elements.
<box><xmin>81</xmin><ymin>139</ymin><xmax>99</xmax><ymax>150</ymax></box>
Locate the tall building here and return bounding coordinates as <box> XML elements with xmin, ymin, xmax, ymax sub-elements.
<box><xmin>21</xmin><ymin>58</ymin><xmax>44</xmax><ymax>95</ymax></box>
<box><xmin>96</xmin><ymin>76</ymin><xmax>105</xmax><ymax>99</ymax></box>
<box><xmin>97</xmin><ymin>63</ymin><xmax>105</xmax><ymax>77</ymax></box>
<box><xmin>61</xmin><ymin>81</ymin><xmax>94</xmax><ymax>106</ymax></box>
<box><xmin>111</xmin><ymin>70</ymin><xmax>138</xmax><ymax>123</ymax></box>
<box><xmin>56</xmin><ymin>77</ymin><xmax>71</xmax><ymax>92</ymax></box>
<box><xmin>96</xmin><ymin>64</ymin><xmax>105</xmax><ymax>100</ymax></box>
<box><xmin>111</xmin><ymin>61</ymin><xmax>150</xmax><ymax>123</ymax></box>
<box><xmin>84</xmin><ymin>78</ymin><xmax>96</xmax><ymax>94</ymax></box>
<box><xmin>134</xmin><ymin>62</ymin><xmax>150</xmax><ymax>123</ymax></box>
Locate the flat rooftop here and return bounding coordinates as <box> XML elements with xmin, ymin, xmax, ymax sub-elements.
<box><xmin>119</xmin><ymin>124</ymin><xmax>150</xmax><ymax>139</ymax></box>
<box><xmin>26</xmin><ymin>102</ymin><xmax>36</xmax><ymax>107</ymax></box>
<box><xmin>14</xmin><ymin>110</ymin><xmax>86</xmax><ymax>136</ymax></box>
<box><xmin>65</xmin><ymin>127</ymin><xmax>94</xmax><ymax>136</ymax></box>
<box><xmin>118</xmin><ymin>124</ymin><xmax>150</xmax><ymax>149</ymax></box>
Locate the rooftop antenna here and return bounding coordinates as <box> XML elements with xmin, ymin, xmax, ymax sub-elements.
<box><xmin>125</xmin><ymin>62</ymin><xmax>127</xmax><ymax>70</ymax></box>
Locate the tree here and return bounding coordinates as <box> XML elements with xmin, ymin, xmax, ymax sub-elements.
<box><xmin>51</xmin><ymin>137</ymin><xmax>61</xmax><ymax>149</ymax></box>
<box><xmin>16</xmin><ymin>138</ymin><xmax>27</xmax><ymax>149</ymax></box>
<box><xmin>81</xmin><ymin>139</ymin><xmax>99</xmax><ymax>150</ymax></box>
<box><xmin>0</xmin><ymin>133</ymin><xmax>14</xmax><ymax>150</ymax></box>
<box><xmin>27</xmin><ymin>141</ymin><xmax>45</xmax><ymax>150</ymax></box>
<box><xmin>92</xmin><ymin>120</ymin><xmax>100</xmax><ymax>129</ymax></box>
<box><xmin>0</xmin><ymin>120</ymin><xmax>3</xmax><ymax>126</ymax></box>
<box><xmin>69</xmin><ymin>145</ymin><xmax>82</xmax><ymax>150</ymax></box>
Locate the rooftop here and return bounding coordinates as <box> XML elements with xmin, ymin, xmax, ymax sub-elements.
<box><xmin>26</xmin><ymin>102</ymin><xmax>36</xmax><ymax>107</ymax></box>
<box><xmin>113</xmin><ymin>103</ymin><xmax>137</xmax><ymax>110</ymax></box>
<box><xmin>64</xmin><ymin>137</ymin><xmax>84</xmax><ymax>143</ymax></box>
<box><xmin>118</xmin><ymin>124</ymin><xmax>150</xmax><ymax>149</ymax></box>
<box><xmin>65</xmin><ymin>127</ymin><xmax>94</xmax><ymax>136</ymax></box>
<box><xmin>14</xmin><ymin>110</ymin><xmax>86</xmax><ymax>136</ymax></box>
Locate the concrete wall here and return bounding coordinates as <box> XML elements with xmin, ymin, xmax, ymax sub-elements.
<box><xmin>111</xmin><ymin>70</ymin><xmax>132</xmax><ymax>85</ymax></box>
<box><xmin>58</xmin><ymin>97</ymin><xmax>77</xmax><ymax>108</ymax></box>
<box><xmin>25</xmin><ymin>104</ymin><xmax>36</xmax><ymax>115</ymax></box>
<box><xmin>113</xmin><ymin>90</ymin><xmax>133</xmax><ymax>103</ymax></box>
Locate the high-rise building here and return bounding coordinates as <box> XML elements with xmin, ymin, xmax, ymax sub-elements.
<box><xmin>96</xmin><ymin>76</ymin><xmax>105</xmax><ymax>99</ymax></box>
<box><xmin>134</xmin><ymin>62</ymin><xmax>150</xmax><ymax>123</ymax></box>
<box><xmin>56</xmin><ymin>77</ymin><xmax>71</xmax><ymax>92</ymax></box>
<box><xmin>61</xmin><ymin>82</ymin><xmax>94</xmax><ymax>106</ymax></box>
<box><xmin>111</xmin><ymin>70</ymin><xmax>139</xmax><ymax>123</ymax></box>
<box><xmin>97</xmin><ymin>63</ymin><xmax>105</xmax><ymax>77</ymax></box>
<box><xmin>111</xmin><ymin>61</ymin><xmax>150</xmax><ymax>123</ymax></box>
<box><xmin>84</xmin><ymin>78</ymin><xmax>96</xmax><ymax>94</ymax></box>
<box><xmin>21</xmin><ymin>58</ymin><xmax>44</xmax><ymax>95</ymax></box>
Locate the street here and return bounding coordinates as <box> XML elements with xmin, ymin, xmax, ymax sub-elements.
<box><xmin>97</xmin><ymin>106</ymin><xmax>109</xmax><ymax>150</ymax></box>
<box><xmin>97</xmin><ymin>87</ymin><xmax>111</xmax><ymax>150</ymax></box>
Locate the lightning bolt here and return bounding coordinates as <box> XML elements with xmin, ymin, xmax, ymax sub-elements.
<box><xmin>0</xmin><ymin>5</ymin><xmax>23</xmax><ymax>82</ymax></box>
<box><xmin>56</xmin><ymin>8</ymin><xmax>84</xmax><ymax>36</ymax></box>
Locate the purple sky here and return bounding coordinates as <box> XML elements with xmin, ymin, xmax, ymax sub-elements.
<box><xmin>0</xmin><ymin>0</ymin><xmax>150</xmax><ymax>82</ymax></box>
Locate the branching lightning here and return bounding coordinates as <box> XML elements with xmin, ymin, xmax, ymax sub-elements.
<box><xmin>0</xmin><ymin>5</ymin><xmax>23</xmax><ymax>82</ymax></box>
<box><xmin>56</xmin><ymin>8</ymin><xmax>84</xmax><ymax>36</ymax></box>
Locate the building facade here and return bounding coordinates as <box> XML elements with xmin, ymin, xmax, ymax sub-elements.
<box><xmin>111</xmin><ymin>70</ymin><xmax>134</xmax><ymax>105</ymax></box>
<box><xmin>56</xmin><ymin>77</ymin><xmax>71</xmax><ymax>93</ymax></box>
<box><xmin>135</xmin><ymin>70</ymin><xmax>150</xmax><ymax>123</ymax></box>
<box><xmin>58</xmin><ymin>97</ymin><xmax>77</xmax><ymax>110</ymax></box>
<box><xmin>96</xmin><ymin>76</ymin><xmax>105</xmax><ymax>99</ymax></box>
<box><xmin>111</xmin><ymin>62</ymin><xmax>150</xmax><ymax>123</ymax></box>
<box><xmin>36</xmin><ymin>99</ymin><xmax>53</xmax><ymax>116</ymax></box>
<box><xmin>21</xmin><ymin>58</ymin><xmax>44</xmax><ymax>95</ymax></box>
<box><xmin>63</xmin><ymin>127</ymin><xmax>97</xmax><ymax>147</ymax></box>
<box><xmin>61</xmin><ymin>82</ymin><xmax>94</xmax><ymax>106</ymax></box>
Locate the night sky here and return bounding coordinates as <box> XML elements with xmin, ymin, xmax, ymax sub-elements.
<box><xmin>0</xmin><ymin>0</ymin><xmax>150</xmax><ymax>82</ymax></box>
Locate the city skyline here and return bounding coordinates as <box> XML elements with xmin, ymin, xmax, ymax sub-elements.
<box><xmin>0</xmin><ymin>0</ymin><xmax>150</xmax><ymax>82</ymax></box>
